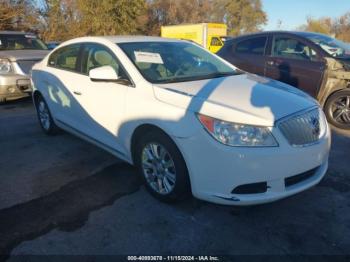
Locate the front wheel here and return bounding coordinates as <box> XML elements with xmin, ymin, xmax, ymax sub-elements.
<box><xmin>324</xmin><ymin>89</ymin><xmax>350</xmax><ymax>130</ymax></box>
<box><xmin>134</xmin><ymin>130</ymin><xmax>191</xmax><ymax>203</ymax></box>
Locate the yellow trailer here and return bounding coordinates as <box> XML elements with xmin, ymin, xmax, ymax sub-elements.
<box><xmin>161</xmin><ymin>23</ymin><xmax>228</xmax><ymax>53</ymax></box>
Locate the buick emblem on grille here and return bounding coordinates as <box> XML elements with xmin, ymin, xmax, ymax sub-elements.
<box><xmin>279</xmin><ymin>109</ymin><xmax>322</xmax><ymax>146</ymax></box>
<box><xmin>310</xmin><ymin>117</ymin><xmax>320</xmax><ymax>136</ymax></box>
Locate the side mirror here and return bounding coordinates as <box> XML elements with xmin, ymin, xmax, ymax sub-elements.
<box><xmin>89</xmin><ymin>66</ymin><xmax>119</xmax><ymax>82</ymax></box>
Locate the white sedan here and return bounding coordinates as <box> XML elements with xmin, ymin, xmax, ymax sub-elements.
<box><xmin>31</xmin><ymin>36</ymin><xmax>331</xmax><ymax>205</ymax></box>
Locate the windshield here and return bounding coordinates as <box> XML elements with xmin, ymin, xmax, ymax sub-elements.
<box><xmin>0</xmin><ymin>34</ymin><xmax>48</xmax><ymax>51</ymax></box>
<box><xmin>304</xmin><ymin>34</ymin><xmax>350</xmax><ymax>58</ymax></box>
<box><xmin>118</xmin><ymin>41</ymin><xmax>238</xmax><ymax>84</ymax></box>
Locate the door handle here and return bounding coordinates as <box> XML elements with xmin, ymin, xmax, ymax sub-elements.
<box><xmin>267</xmin><ymin>61</ymin><xmax>274</xmax><ymax>66</ymax></box>
<box><xmin>73</xmin><ymin>91</ymin><xmax>82</xmax><ymax>95</ymax></box>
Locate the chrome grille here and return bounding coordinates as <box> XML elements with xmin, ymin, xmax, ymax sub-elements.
<box><xmin>17</xmin><ymin>60</ymin><xmax>40</xmax><ymax>75</ymax></box>
<box><xmin>278</xmin><ymin>108</ymin><xmax>326</xmax><ymax>147</ymax></box>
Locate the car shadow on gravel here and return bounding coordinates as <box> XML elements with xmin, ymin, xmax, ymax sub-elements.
<box><xmin>0</xmin><ymin>162</ymin><xmax>142</xmax><ymax>258</ymax></box>
<box><xmin>0</xmin><ymin>97</ymin><xmax>32</xmax><ymax>110</ymax></box>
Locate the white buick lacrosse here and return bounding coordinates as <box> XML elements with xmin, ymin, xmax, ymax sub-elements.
<box><xmin>31</xmin><ymin>36</ymin><xmax>331</xmax><ymax>205</ymax></box>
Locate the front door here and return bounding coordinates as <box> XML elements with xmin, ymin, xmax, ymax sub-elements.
<box><xmin>265</xmin><ymin>35</ymin><xmax>325</xmax><ymax>97</ymax></box>
<box><xmin>71</xmin><ymin>43</ymin><xmax>131</xmax><ymax>155</ymax></box>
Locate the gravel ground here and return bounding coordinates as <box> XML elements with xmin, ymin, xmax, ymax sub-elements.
<box><xmin>0</xmin><ymin>97</ymin><xmax>349</xmax><ymax>260</ymax></box>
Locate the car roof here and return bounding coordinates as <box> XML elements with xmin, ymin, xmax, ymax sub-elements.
<box><xmin>0</xmin><ymin>31</ymin><xmax>36</xmax><ymax>35</ymax></box>
<box><xmin>66</xmin><ymin>35</ymin><xmax>183</xmax><ymax>45</ymax></box>
<box><xmin>231</xmin><ymin>30</ymin><xmax>331</xmax><ymax>41</ymax></box>
<box><xmin>105</xmin><ymin>35</ymin><xmax>183</xmax><ymax>43</ymax></box>
<box><xmin>291</xmin><ymin>31</ymin><xmax>333</xmax><ymax>38</ymax></box>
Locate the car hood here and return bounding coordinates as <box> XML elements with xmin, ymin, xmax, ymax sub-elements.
<box><xmin>0</xmin><ymin>50</ymin><xmax>49</xmax><ymax>61</ymax></box>
<box><xmin>153</xmin><ymin>74</ymin><xmax>318</xmax><ymax>126</ymax></box>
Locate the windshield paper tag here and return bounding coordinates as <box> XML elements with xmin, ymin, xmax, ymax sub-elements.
<box><xmin>134</xmin><ymin>51</ymin><xmax>163</xmax><ymax>64</ymax></box>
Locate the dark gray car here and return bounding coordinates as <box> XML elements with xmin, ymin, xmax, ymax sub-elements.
<box><xmin>0</xmin><ymin>31</ymin><xmax>49</xmax><ymax>103</ymax></box>
<box><xmin>217</xmin><ymin>31</ymin><xmax>350</xmax><ymax>130</ymax></box>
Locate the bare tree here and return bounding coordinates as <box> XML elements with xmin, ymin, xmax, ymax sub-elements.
<box><xmin>0</xmin><ymin>0</ymin><xmax>38</xmax><ymax>31</ymax></box>
<box><xmin>299</xmin><ymin>13</ymin><xmax>350</xmax><ymax>42</ymax></box>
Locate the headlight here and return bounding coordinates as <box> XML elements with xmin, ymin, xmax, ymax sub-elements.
<box><xmin>0</xmin><ymin>58</ymin><xmax>13</xmax><ymax>74</ymax></box>
<box><xmin>197</xmin><ymin>114</ymin><xmax>278</xmax><ymax>147</ymax></box>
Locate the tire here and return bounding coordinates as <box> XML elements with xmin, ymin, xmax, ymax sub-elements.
<box><xmin>0</xmin><ymin>97</ymin><xmax>6</xmax><ymax>104</ymax></box>
<box><xmin>134</xmin><ymin>130</ymin><xmax>191</xmax><ymax>203</ymax></box>
<box><xmin>324</xmin><ymin>89</ymin><xmax>350</xmax><ymax>130</ymax></box>
<box><xmin>35</xmin><ymin>95</ymin><xmax>60</xmax><ymax>135</ymax></box>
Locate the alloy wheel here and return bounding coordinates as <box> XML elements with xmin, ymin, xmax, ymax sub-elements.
<box><xmin>331</xmin><ymin>95</ymin><xmax>350</xmax><ymax>125</ymax></box>
<box><xmin>38</xmin><ymin>100</ymin><xmax>51</xmax><ymax>131</ymax></box>
<box><xmin>141</xmin><ymin>143</ymin><xmax>176</xmax><ymax>195</ymax></box>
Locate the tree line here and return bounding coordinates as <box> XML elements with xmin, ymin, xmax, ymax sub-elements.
<box><xmin>1</xmin><ymin>0</ymin><xmax>266</xmax><ymax>41</ymax></box>
<box><xmin>1</xmin><ymin>0</ymin><xmax>349</xmax><ymax>43</ymax></box>
<box><xmin>299</xmin><ymin>13</ymin><xmax>350</xmax><ymax>42</ymax></box>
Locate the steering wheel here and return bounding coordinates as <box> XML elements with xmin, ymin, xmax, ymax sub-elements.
<box><xmin>174</xmin><ymin>67</ymin><xmax>185</xmax><ymax>77</ymax></box>
<box><xmin>174</xmin><ymin>61</ymin><xmax>196</xmax><ymax>76</ymax></box>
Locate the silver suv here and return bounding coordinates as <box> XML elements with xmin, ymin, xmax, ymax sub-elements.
<box><xmin>0</xmin><ymin>31</ymin><xmax>49</xmax><ymax>103</ymax></box>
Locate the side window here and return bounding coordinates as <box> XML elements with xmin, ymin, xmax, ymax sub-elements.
<box><xmin>210</xmin><ymin>37</ymin><xmax>222</xmax><ymax>47</ymax></box>
<box><xmin>48</xmin><ymin>44</ymin><xmax>80</xmax><ymax>71</ymax></box>
<box><xmin>235</xmin><ymin>37</ymin><xmax>267</xmax><ymax>55</ymax></box>
<box><xmin>81</xmin><ymin>43</ymin><xmax>129</xmax><ymax>81</ymax></box>
<box><xmin>272</xmin><ymin>36</ymin><xmax>318</xmax><ymax>61</ymax></box>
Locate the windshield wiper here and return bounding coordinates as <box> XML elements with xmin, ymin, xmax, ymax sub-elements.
<box><xmin>207</xmin><ymin>72</ymin><xmax>238</xmax><ymax>78</ymax></box>
<box><xmin>159</xmin><ymin>76</ymin><xmax>195</xmax><ymax>84</ymax></box>
<box><xmin>158</xmin><ymin>71</ymin><xmax>238</xmax><ymax>84</ymax></box>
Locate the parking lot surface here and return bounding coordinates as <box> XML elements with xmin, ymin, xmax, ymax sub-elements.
<box><xmin>0</xmin><ymin>98</ymin><xmax>350</xmax><ymax>258</ymax></box>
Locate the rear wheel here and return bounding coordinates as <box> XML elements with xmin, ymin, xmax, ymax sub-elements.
<box><xmin>134</xmin><ymin>130</ymin><xmax>191</xmax><ymax>203</ymax></box>
<box><xmin>324</xmin><ymin>89</ymin><xmax>350</xmax><ymax>130</ymax></box>
<box><xmin>35</xmin><ymin>95</ymin><xmax>60</xmax><ymax>135</ymax></box>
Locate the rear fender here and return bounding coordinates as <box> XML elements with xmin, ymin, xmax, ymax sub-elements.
<box><xmin>318</xmin><ymin>58</ymin><xmax>350</xmax><ymax>106</ymax></box>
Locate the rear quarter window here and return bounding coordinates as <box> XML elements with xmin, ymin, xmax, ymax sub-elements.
<box><xmin>48</xmin><ymin>44</ymin><xmax>80</xmax><ymax>71</ymax></box>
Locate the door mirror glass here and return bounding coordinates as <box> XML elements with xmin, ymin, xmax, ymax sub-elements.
<box><xmin>89</xmin><ymin>65</ymin><xmax>119</xmax><ymax>81</ymax></box>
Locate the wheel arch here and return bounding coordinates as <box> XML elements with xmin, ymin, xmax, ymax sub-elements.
<box><xmin>323</xmin><ymin>87</ymin><xmax>350</xmax><ymax>129</ymax></box>
<box><xmin>321</xmin><ymin>84</ymin><xmax>350</xmax><ymax>108</ymax></box>
<box><xmin>130</xmin><ymin>124</ymin><xmax>172</xmax><ymax>164</ymax></box>
<box><xmin>32</xmin><ymin>90</ymin><xmax>43</xmax><ymax>104</ymax></box>
<box><xmin>318</xmin><ymin>66</ymin><xmax>350</xmax><ymax>107</ymax></box>
<box><xmin>32</xmin><ymin>90</ymin><xmax>45</xmax><ymax>112</ymax></box>
<box><xmin>129</xmin><ymin>123</ymin><xmax>193</xmax><ymax>198</ymax></box>
<box><xmin>129</xmin><ymin>124</ymin><xmax>191</xmax><ymax>178</ymax></box>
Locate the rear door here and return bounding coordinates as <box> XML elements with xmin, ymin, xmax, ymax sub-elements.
<box><xmin>229</xmin><ymin>36</ymin><xmax>268</xmax><ymax>75</ymax></box>
<box><xmin>44</xmin><ymin>43</ymin><xmax>85</xmax><ymax>129</ymax></box>
<box><xmin>265</xmin><ymin>34</ymin><xmax>325</xmax><ymax>97</ymax></box>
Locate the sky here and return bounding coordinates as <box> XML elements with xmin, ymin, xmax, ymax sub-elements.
<box><xmin>262</xmin><ymin>0</ymin><xmax>350</xmax><ymax>30</ymax></box>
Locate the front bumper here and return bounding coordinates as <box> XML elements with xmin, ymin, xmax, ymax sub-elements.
<box><xmin>0</xmin><ymin>75</ymin><xmax>32</xmax><ymax>101</ymax></box>
<box><xmin>175</xmin><ymin>122</ymin><xmax>331</xmax><ymax>206</ymax></box>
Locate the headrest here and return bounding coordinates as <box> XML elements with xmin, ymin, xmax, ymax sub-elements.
<box><xmin>94</xmin><ymin>50</ymin><xmax>112</xmax><ymax>66</ymax></box>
